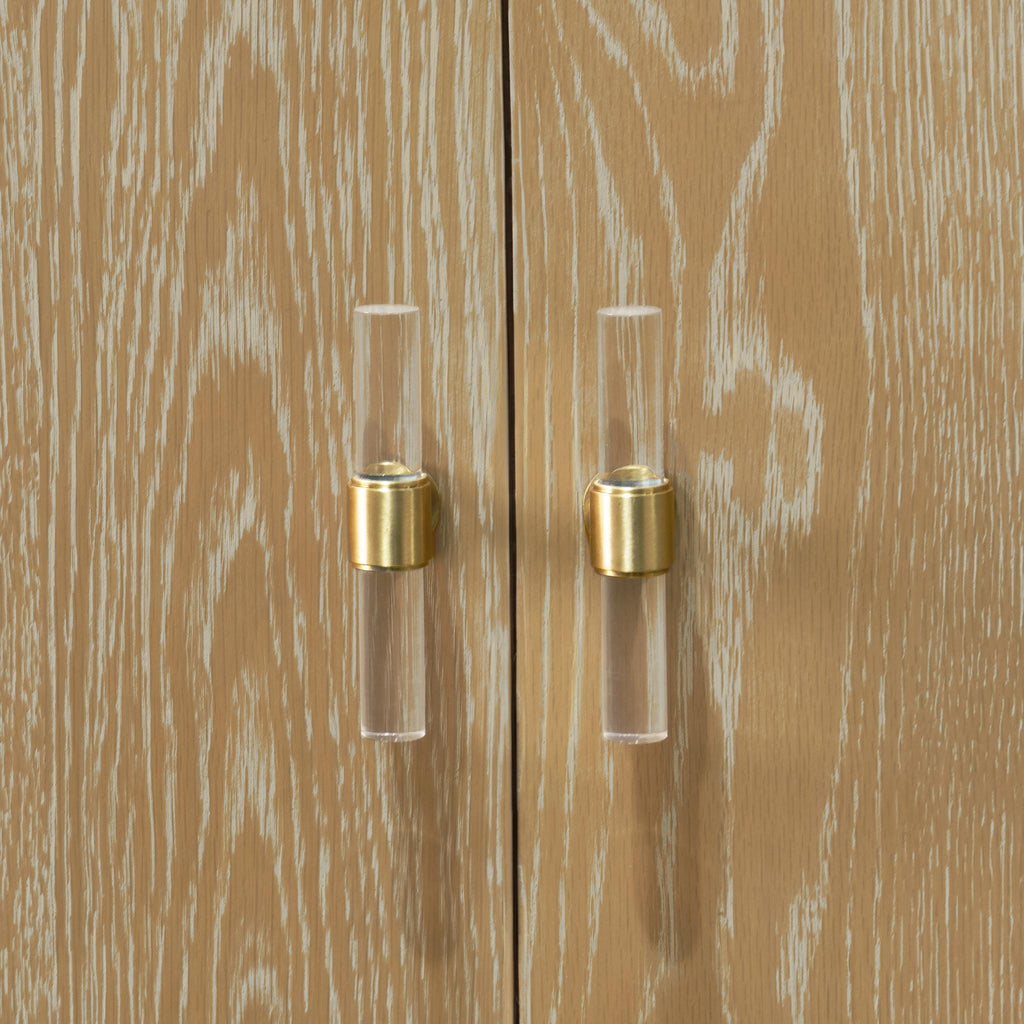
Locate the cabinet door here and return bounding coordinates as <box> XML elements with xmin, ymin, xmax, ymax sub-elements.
<box><xmin>509</xmin><ymin>1</ymin><xmax>1024</xmax><ymax>1020</ymax></box>
<box><xmin>3</xmin><ymin>2</ymin><xmax>512</xmax><ymax>1020</ymax></box>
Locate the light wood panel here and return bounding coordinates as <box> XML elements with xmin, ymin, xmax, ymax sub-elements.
<box><xmin>25</xmin><ymin>1</ymin><xmax>511</xmax><ymax>1020</ymax></box>
<box><xmin>1</xmin><ymin>4</ymin><xmax>55</xmax><ymax>1020</ymax></box>
<box><xmin>510</xmin><ymin>0</ymin><xmax>1024</xmax><ymax>1020</ymax></box>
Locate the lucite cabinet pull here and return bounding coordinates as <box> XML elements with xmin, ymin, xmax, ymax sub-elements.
<box><xmin>348</xmin><ymin>304</ymin><xmax>439</xmax><ymax>741</ymax></box>
<box><xmin>583</xmin><ymin>306</ymin><xmax>675</xmax><ymax>743</ymax></box>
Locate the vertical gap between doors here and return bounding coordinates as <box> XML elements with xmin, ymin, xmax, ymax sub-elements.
<box><xmin>498</xmin><ymin>2</ymin><xmax>521</xmax><ymax>1022</ymax></box>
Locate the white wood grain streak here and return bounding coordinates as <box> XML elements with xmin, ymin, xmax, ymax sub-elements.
<box><xmin>700</xmin><ymin>3</ymin><xmax>826</xmax><ymax>1019</ymax></box>
<box><xmin>1</xmin><ymin>4</ymin><xmax>54</xmax><ymax>1021</ymax></box>
<box><xmin>34</xmin><ymin>0</ymin><xmax>511</xmax><ymax>1020</ymax></box>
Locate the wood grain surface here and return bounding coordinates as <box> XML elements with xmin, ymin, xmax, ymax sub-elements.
<box><xmin>3</xmin><ymin>1</ymin><xmax>512</xmax><ymax>1020</ymax></box>
<box><xmin>509</xmin><ymin>0</ymin><xmax>1024</xmax><ymax>1021</ymax></box>
<box><xmin>2</xmin><ymin>3</ymin><xmax>53</xmax><ymax>1019</ymax></box>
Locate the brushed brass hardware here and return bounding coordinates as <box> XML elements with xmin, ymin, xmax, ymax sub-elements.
<box><xmin>348</xmin><ymin>461</ymin><xmax>441</xmax><ymax>571</ymax></box>
<box><xmin>583</xmin><ymin>465</ymin><xmax>674</xmax><ymax>578</ymax></box>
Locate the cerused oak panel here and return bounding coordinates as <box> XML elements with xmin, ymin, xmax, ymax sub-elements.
<box><xmin>509</xmin><ymin>0</ymin><xmax>1024</xmax><ymax>1020</ymax></box>
<box><xmin>1</xmin><ymin>3</ymin><xmax>54</xmax><ymax>1019</ymax></box>
<box><xmin>4</xmin><ymin>1</ymin><xmax>513</xmax><ymax>1020</ymax></box>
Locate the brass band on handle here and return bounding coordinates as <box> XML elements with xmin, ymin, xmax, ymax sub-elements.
<box><xmin>348</xmin><ymin>461</ymin><xmax>441</xmax><ymax>571</ymax></box>
<box><xmin>583</xmin><ymin>465</ymin><xmax>675</xmax><ymax>578</ymax></box>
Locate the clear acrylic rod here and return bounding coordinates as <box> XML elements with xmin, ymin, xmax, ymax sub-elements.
<box><xmin>353</xmin><ymin>304</ymin><xmax>426</xmax><ymax>741</ymax></box>
<box><xmin>596</xmin><ymin>306</ymin><xmax>668</xmax><ymax>743</ymax></box>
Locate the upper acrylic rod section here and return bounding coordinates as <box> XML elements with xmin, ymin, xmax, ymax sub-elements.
<box><xmin>353</xmin><ymin>304</ymin><xmax>422</xmax><ymax>472</ymax></box>
<box><xmin>596</xmin><ymin>305</ymin><xmax>665</xmax><ymax>476</ymax></box>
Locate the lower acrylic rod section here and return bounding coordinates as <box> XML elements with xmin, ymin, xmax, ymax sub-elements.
<box><xmin>600</xmin><ymin>575</ymin><xmax>668</xmax><ymax>742</ymax></box>
<box><xmin>358</xmin><ymin>569</ymin><xmax>426</xmax><ymax>741</ymax></box>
